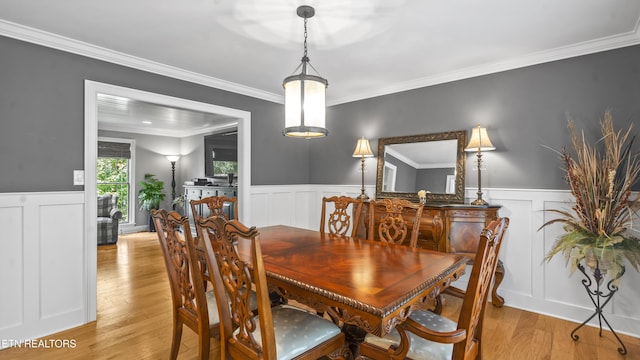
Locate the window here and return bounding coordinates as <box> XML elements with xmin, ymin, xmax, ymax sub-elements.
<box><xmin>204</xmin><ymin>132</ymin><xmax>237</xmax><ymax>177</ymax></box>
<box><xmin>97</xmin><ymin>138</ymin><xmax>135</xmax><ymax>224</ymax></box>
<box><xmin>213</xmin><ymin>160</ymin><xmax>238</xmax><ymax>176</ymax></box>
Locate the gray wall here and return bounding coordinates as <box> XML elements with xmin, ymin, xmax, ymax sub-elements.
<box><xmin>0</xmin><ymin>35</ymin><xmax>308</xmax><ymax>193</ymax></box>
<box><xmin>2</xmin><ymin>34</ymin><xmax>640</xmax><ymax>194</ymax></box>
<box><xmin>310</xmin><ymin>45</ymin><xmax>640</xmax><ymax>191</ymax></box>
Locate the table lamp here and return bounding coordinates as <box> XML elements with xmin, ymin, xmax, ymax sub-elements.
<box><xmin>464</xmin><ymin>125</ymin><xmax>495</xmax><ymax>205</ymax></box>
<box><xmin>352</xmin><ymin>137</ymin><xmax>374</xmax><ymax>199</ymax></box>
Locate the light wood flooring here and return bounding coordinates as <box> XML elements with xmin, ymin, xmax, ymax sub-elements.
<box><xmin>1</xmin><ymin>232</ymin><xmax>638</xmax><ymax>359</ymax></box>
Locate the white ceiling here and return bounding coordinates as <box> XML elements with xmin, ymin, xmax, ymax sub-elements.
<box><xmin>2</xmin><ymin>0</ymin><xmax>640</xmax><ymax>134</ymax></box>
<box><xmin>96</xmin><ymin>93</ymin><xmax>238</xmax><ymax>137</ymax></box>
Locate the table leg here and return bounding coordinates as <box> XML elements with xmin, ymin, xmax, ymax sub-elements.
<box><xmin>491</xmin><ymin>260</ymin><xmax>505</xmax><ymax>307</ymax></box>
<box><xmin>342</xmin><ymin>324</ymin><xmax>367</xmax><ymax>357</ymax></box>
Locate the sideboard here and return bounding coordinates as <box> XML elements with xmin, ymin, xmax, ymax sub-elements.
<box><xmin>360</xmin><ymin>203</ymin><xmax>505</xmax><ymax>307</ymax></box>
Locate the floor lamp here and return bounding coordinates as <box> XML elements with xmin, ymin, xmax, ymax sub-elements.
<box><xmin>166</xmin><ymin>155</ymin><xmax>180</xmax><ymax>210</ymax></box>
<box><xmin>353</xmin><ymin>137</ymin><xmax>374</xmax><ymax>199</ymax></box>
<box><xmin>464</xmin><ymin>125</ymin><xmax>495</xmax><ymax>205</ymax></box>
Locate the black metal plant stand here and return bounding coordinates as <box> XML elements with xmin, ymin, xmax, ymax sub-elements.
<box><xmin>570</xmin><ymin>261</ymin><xmax>627</xmax><ymax>355</ymax></box>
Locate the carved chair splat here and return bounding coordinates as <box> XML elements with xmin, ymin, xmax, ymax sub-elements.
<box><xmin>368</xmin><ymin>198</ymin><xmax>424</xmax><ymax>247</ymax></box>
<box><xmin>320</xmin><ymin>196</ymin><xmax>364</xmax><ymax>238</ymax></box>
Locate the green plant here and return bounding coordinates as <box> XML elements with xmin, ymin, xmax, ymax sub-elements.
<box><xmin>172</xmin><ymin>194</ymin><xmax>185</xmax><ymax>209</ymax></box>
<box><xmin>540</xmin><ymin>111</ymin><xmax>640</xmax><ymax>282</ymax></box>
<box><xmin>138</xmin><ymin>173</ymin><xmax>166</xmax><ymax>212</ymax></box>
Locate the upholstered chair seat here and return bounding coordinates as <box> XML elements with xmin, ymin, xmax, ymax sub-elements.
<box><xmin>364</xmin><ymin>310</ymin><xmax>456</xmax><ymax>360</ymax></box>
<box><xmin>247</xmin><ymin>304</ymin><xmax>344</xmax><ymax>360</ymax></box>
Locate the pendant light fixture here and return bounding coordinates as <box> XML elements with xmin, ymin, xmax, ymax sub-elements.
<box><xmin>283</xmin><ymin>5</ymin><xmax>328</xmax><ymax>138</ymax></box>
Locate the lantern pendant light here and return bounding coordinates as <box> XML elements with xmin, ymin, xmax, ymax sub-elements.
<box><xmin>283</xmin><ymin>5</ymin><xmax>328</xmax><ymax>138</ymax></box>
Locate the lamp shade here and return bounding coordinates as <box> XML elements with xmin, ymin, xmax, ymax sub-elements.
<box><xmin>465</xmin><ymin>125</ymin><xmax>495</xmax><ymax>152</ymax></box>
<box><xmin>166</xmin><ymin>155</ymin><xmax>180</xmax><ymax>162</ymax></box>
<box><xmin>283</xmin><ymin>73</ymin><xmax>328</xmax><ymax>138</ymax></box>
<box><xmin>352</xmin><ymin>137</ymin><xmax>374</xmax><ymax>157</ymax></box>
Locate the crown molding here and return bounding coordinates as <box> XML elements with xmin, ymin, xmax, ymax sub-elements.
<box><xmin>0</xmin><ymin>20</ymin><xmax>284</xmax><ymax>104</ymax></box>
<box><xmin>328</xmin><ymin>22</ymin><xmax>640</xmax><ymax>106</ymax></box>
<box><xmin>2</xmin><ymin>18</ymin><xmax>639</xmax><ymax>108</ymax></box>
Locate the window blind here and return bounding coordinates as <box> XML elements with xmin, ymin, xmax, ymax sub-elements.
<box><xmin>98</xmin><ymin>141</ymin><xmax>131</xmax><ymax>159</ymax></box>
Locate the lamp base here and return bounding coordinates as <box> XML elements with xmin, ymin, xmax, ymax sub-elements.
<box><xmin>470</xmin><ymin>198</ymin><xmax>489</xmax><ymax>206</ymax></box>
<box><xmin>357</xmin><ymin>193</ymin><xmax>369</xmax><ymax>200</ymax></box>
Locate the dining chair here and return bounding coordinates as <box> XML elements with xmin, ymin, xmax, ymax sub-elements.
<box><xmin>190</xmin><ymin>195</ymin><xmax>239</xmax><ymax>224</ymax></box>
<box><xmin>368</xmin><ymin>198</ymin><xmax>424</xmax><ymax>247</ymax></box>
<box><xmin>320</xmin><ymin>195</ymin><xmax>364</xmax><ymax>237</ymax></box>
<box><xmin>197</xmin><ymin>216</ymin><xmax>350</xmax><ymax>360</ymax></box>
<box><xmin>151</xmin><ymin>209</ymin><xmax>220</xmax><ymax>360</ymax></box>
<box><xmin>357</xmin><ymin>217</ymin><xmax>509</xmax><ymax>360</ymax></box>
<box><xmin>189</xmin><ymin>196</ymin><xmax>238</xmax><ymax>285</ymax></box>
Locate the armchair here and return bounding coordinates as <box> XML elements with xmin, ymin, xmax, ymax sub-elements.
<box><xmin>97</xmin><ymin>194</ymin><xmax>122</xmax><ymax>245</ymax></box>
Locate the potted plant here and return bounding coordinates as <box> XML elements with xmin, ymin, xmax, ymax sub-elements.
<box><xmin>138</xmin><ymin>173</ymin><xmax>166</xmax><ymax>231</ymax></box>
<box><xmin>540</xmin><ymin>112</ymin><xmax>640</xmax><ymax>282</ymax></box>
<box><xmin>540</xmin><ymin>112</ymin><xmax>640</xmax><ymax>353</ymax></box>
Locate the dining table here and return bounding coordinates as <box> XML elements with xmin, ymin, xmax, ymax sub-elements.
<box><xmin>235</xmin><ymin>224</ymin><xmax>468</xmax><ymax>355</ymax></box>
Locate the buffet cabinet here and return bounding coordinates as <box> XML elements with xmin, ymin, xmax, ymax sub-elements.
<box><xmin>360</xmin><ymin>203</ymin><xmax>505</xmax><ymax>306</ymax></box>
<box><xmin>183</xmin><ymin>185</ymin><xmax>237</xmax><ymax>231</ymax></box>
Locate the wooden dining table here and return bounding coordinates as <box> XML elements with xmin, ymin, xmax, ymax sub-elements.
<box><xmin>235</xmin><ymin>225</ymin><xmax>468</xmax><ymax>354</ymax></box>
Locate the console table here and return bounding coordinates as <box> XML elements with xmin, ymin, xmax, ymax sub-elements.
<box><xmin>360</xmin><ymin>203</ymin><xmax>505</xmax><ymax>307</ymax></box>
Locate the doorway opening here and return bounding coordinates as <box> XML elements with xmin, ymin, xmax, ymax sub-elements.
<box><xmin>84</xmin><ymin>80</ymin><xmax>251</xmax><ymax>321</ymax></box>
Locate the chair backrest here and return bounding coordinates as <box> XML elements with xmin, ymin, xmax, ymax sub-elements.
<box><xmin>97</xmin><ymin>193</ymin><xmax>117</xmax><ymax>217</ymax></box>
<box><xmin>320</xmin><ymin>196</ymin><xmax>364</xmax><ymax>237</ymax></box>
<box><xmin>198</xmin><ymin>216</ymin><xmax>276</xmax><ymax>359</ymax></box>
<box><xmin>368</xmin><ymin>198</ymin><xmax>424</xmax><ymax>247</ymax></box>
<box><xmin>190</xmin><ymin>196</ymin><xmax>238</xmax><ymax>243</ymax></box>
<box><xmin>151</xmin><ymin>209</ymin><xmax>211</xmax><ymax>338</ymax></box>
<box><xmin>190</xmin><ymin>195</ymin><xmax>238</xmax><ymax>222</ymax></box>
<box><xmin>453</xmin><ymin>217</ymin><xmax>509</xmax><ymax>359</ymax></box>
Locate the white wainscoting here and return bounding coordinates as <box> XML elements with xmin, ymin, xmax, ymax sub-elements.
<box><xmin>2</xmin><ymin>187</ymin><xmax>638</xmax><ymax>346</ymax></box>
<box><xmin>0</xmin><ymin>192</ymin><xmax>87</xmax><ymax>348</ymax></box>
<box><xmin>251</xmin><ymin>185</ymin><xmax>640</xmax><ymax>338</ymax></box>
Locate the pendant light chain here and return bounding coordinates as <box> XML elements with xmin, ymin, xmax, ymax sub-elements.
<box><xmin>303</xmin><ymin>16</ymin><xmax>309</xmax><ymax>61</ymax></box>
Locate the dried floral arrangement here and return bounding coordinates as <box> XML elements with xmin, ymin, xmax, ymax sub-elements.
<box><xmin>540</xmin><ymin>111</ymin><xmax>640</xmax><ymax>281</ymax></box>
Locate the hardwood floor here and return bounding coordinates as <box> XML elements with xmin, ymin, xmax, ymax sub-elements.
<box><xmin>1</xmin><ymin>232</ymin><xmax>637</xmax><ymax>359</ymax></box>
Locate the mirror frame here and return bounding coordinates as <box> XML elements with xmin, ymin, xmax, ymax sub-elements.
<box><xmin>375</xmin><ymin>130</ymin><xmax>467</xmax><ymax>203</ymax></box>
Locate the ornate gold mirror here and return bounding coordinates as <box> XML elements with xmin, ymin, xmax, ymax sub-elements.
<box><xmin>375</xmin><ymin>131</ymin><xmax>466</xmax><ymax>203</ymax></box>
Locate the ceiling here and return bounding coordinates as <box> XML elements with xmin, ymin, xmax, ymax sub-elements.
<box><xmin>96</xmin><ymin>93</ymin><xmax>238</xmax><ymax>137</ymax></box>
<box><xmin>2</xmin><ymin>1</ymin><xmax>640</xmax><ymax>135</ymax></box>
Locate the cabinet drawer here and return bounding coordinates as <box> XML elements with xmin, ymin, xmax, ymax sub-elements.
<box><xmin>186</xmin><ymin>189</ymin><xmax>201</xmax><ymax>199</ymax></box>
<box><xmin>201</xmin><ymin>189</ymin><xmax>217</xmax><ymax>198</ymax></box>
<box><xmin>217</xmin><ymin>188</ymin><xmax>236</xmax><ymax>197</ymax></box>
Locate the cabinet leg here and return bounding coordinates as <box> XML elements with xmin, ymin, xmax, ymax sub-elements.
<box><xmin>491</xmin><ymin>260</ymin><xmax>505</xmax><ymax>307</ymax></box>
